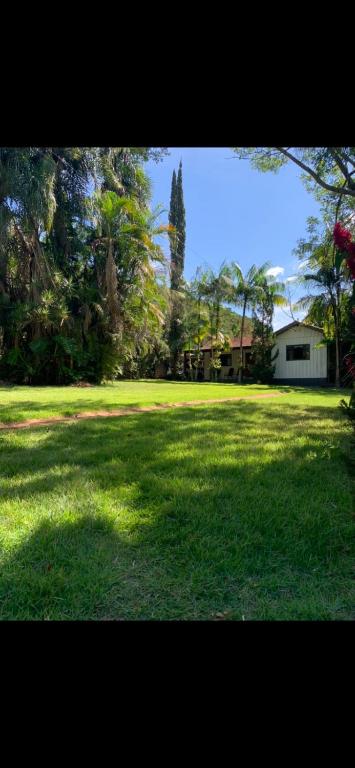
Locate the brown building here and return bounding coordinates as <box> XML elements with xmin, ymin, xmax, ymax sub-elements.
<box><xmin>184</xmin><ymin>336</ymin><xmax>253</xmax><ymax>381</ymax></box>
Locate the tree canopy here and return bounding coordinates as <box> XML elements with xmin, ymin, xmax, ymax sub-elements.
<box><xmin>0</xmin><ymin>147</ymin><xmax>170</xmax><ymax>384</ymax></box>
<box><xmin>232</xmin><ymin>148</ymin><xmax>355</xmax><ymax>200</ymax></box>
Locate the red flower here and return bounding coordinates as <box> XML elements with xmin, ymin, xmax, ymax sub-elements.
<box><xmin>333</xmin><ymin>221</ymin><xmax>353</xmax><ymax>253</ymax></box>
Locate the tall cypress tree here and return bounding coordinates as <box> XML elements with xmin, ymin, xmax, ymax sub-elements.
<box><xmin>168</xmin><ymin>170</ymin><xmax>177</xmax><ymax>289</ymax></box>
<box><xmin>169</xmin><ymin>161</ymin><xmax>186</xmax><ymax>376</ymax></box>
<box><xmin>169</xmin><ymin>169</ymin><xmax>177</xmax><ymax>232</ymax></box>
<box><xmin>175</xmin><ymin>161</ymin><xmax>186</xmax><ymax>282</ymax></box>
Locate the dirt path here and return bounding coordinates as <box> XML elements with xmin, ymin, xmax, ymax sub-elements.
<box><xmin>0</xmin><ymin>392</ymin><xmax>285</xmax><ymax>431</ymax></box>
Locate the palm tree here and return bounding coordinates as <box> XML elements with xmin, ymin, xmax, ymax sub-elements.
<box><xmin>295</xmin><ymin>234</ymin><xmax>351</xmax><ymax>388</ymax></box>
<box><xmin>259</xmin><ymin>276</ymin><xmax>287</xmax><ymax>322</ymax></box>
<box><xmin>228</xmin><ymin>262</ymin><xmax>271</xmax><ymax>382</ymax></box>
<box><xmin>0</xmin><ymin>149</ymin><xmax>58</xmax><ymax>303</ymax></box>
<box><xmin>250</xmin><ymin>275</ymin><xmax>287</xmax><ymax>381</ymax></box>
<box><xmin>91</xmin><ymin>190</ymin><xmax>172</xmax><ymax>353</ymax></box>
<box><xmin>91</xmin><ymin>191</ymin><xmax>132</xmax><ymax>334</ymax></box>
<box><xmin>198</xmin><ymin>264</ymin><xmax>231</xmax><ymax>381</ymax></box>
<box><xmin>184</xmin><ymin>274</ymin><xmax>209</xmax><ymax>380</ymax></box>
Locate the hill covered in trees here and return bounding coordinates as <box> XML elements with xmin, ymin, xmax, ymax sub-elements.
<box><xmin>218</xmin><ymin>306</ymin><xmax>252</xmax><ymax>338</ymax></box>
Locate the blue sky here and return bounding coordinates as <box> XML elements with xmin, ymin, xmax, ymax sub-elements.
<box><xmin>145</xmin><ymin>148</ymin><xmax>322</xmax><ymax>329</ymax></box>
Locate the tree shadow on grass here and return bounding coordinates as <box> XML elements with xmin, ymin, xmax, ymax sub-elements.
<box><xmin>0</xmin><ymin>401</ymin><xmax>353</xmax><ymax>620</ymax></box>
<box><xmin>2</xmin><ymin>513</ymin><xmax>197</xmax><ymax>621</ymax></box>
<box><xmin>0</xmin><ymin>401</ymin><xmax>350</xmax><ymax>506</ymax></box>
<box><xmin>0</xmin><ymin>516</ymin><xmax>128</xmax><ymax>620</ymax></box>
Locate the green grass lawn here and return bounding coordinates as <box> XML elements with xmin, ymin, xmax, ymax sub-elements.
<box><xmin>0</xmin><ymin>384</ymin><xmax>354</xmax><ymax>620</ymax></box>
<box><xmin>0</xmin><ymin>380</ymin><xmax>273</xmax><ymax>424</ymax></box>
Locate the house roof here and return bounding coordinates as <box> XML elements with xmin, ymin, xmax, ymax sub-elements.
<box><xmin>200</xmin><ymin>335</ymin><xmax>253</xmax><ymax>351</ymax></box>
<box><xmin>187</xmin><ymin>322</ymin><xmax>324</xmax><ymax>352</ymax></box>
<box><xmin>275</xmin><ymin>321</ymin><xmax>323</xmax><ymax>336</ymax></box>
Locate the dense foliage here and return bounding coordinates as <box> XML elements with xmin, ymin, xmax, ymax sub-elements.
<box><xmin>332</xmin><ymin>220</ymin><xmax>355</xmax><ymax>439</ymax></box>
<box><xmin>0</xmin><ymin>147</ymin><xmax>171</xmax><ymax>384</ymax></box>
<box><xmin>0</xmin><ymin>147</ymin><xmax>270</xmax><ymax>386</ymax></box>
<box><xmin>294</xmin><ymin>216</ymin><xmax>353</xmax><ymax>387</ymax></box>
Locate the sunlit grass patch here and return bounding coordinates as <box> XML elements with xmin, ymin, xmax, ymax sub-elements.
<box><xmin>0</xmin><ymin>380</ymin><xmax>276</xmax><ymax>424</ymax></box>
<box><xmin>0</xmin><ymin>388</ymin><xmax>353</xmax><ymax>620</ymax></box>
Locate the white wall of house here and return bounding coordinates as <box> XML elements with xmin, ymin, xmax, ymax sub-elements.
<box><xmin>274</xmin><ymin>325</ymin><xmax>327</xmax><ymax>381</ymax></box>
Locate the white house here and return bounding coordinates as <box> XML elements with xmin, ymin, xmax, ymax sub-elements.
<box><xmin>273</xmin><ymin>321</ymin><xmax>328</xmax><ymax>385</ymax></box>
<box><xmin>183</xmin><ymin>321</ymin><xmax>329</xmax><ymax>385</ymax></box>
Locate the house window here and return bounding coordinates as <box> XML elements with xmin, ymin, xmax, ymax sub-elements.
<box><xmin>286</xmin><ymin>344</ymin><xmax>310</xmax><ymax>361</ymax></box>
<box><xmin>220</xmin><ymin>354</ymin><xmax>232</xmax><ymax>367</ymax></box>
